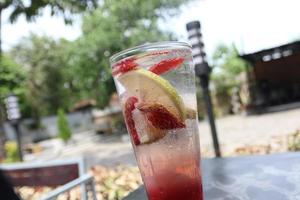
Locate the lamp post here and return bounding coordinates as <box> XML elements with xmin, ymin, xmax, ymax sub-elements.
<box><xmin>186</xmin><ymin>21</ymin><xmax>221</xmax><ymax>157</ymax></box>
<box><xmin>4</xmin><ymin>94</ymin><xmax>23</xmax><ymax>161</ymax></box>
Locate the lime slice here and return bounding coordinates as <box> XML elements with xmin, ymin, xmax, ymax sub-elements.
<box><xmin>118</xmin><ymin>68</ymin><xmax>185</xmax><ymax>120</ymax></box>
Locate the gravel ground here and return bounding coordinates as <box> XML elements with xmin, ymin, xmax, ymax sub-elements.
<box><xmin>199</xmin><ymin>107</ymin><xmax>300</xmax><ymax>156</ymax></box>
<box><xmin>25</xmin><ymin>108</ymin><xmax>300</xmax><ymax>167</ymax></box>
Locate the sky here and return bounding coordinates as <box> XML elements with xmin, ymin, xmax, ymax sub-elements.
<box><xmin>2</xmin><ymin>0</ymin><xmax>300</xmax><ymax>57</ymax></box>
<box><xmin>2</xmin><ymin>7</ymin><xmax>82</xmax><ymax>50</ymax></box>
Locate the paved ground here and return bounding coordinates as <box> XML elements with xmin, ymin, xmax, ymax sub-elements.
<box><xmin>25</xmin><ymin>108</ymin><xmax>300</xmax><ymax>167</ymax></box>
<box><xmin>25</xmin><ymin>131</ymin><xmax>136</xmax><ymax>167</ymax></box>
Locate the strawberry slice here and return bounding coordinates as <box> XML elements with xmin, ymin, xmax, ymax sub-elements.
<box><xmin>124</xmin><ymin>96</ymin><xmax>140</xmax><ymax>145</ymax></box>
<box><xmin>112</xmin><ymin>57</ymin><xmax>138</xmax><ymax>76</ymax></box>
<box><xmin>149</xmin><ymin>57</ymin><xmax>184</xmax><ymax>75</ymax></box>
<box><xmin>137</xmin><ymin>103</ymin><xmax>186</xmax><ymax>130</ymax></box>
<box><xmin>132</xmin><ymin>108</ymin><xmax>167</xmax><ymax>144</ymax></box>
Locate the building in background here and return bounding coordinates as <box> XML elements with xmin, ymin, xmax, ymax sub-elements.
<box><xmin>241</xmin><ymin>41</ymin><xmax>300</xmax><ymax>112</ymax></box>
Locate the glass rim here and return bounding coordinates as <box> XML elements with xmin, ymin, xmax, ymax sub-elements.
<box><xmin>110</xmin><ymin>41</ymin><xmax>191</xmax><ymax>64</ymax></box>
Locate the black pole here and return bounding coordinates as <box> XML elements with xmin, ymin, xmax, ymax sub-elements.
<box><xmin>0</xmin><ymin>104</ymin><xmax>5</xmax><ymax>161</ymax></box>
<box><xmin>12</xmin><ymin>122</ymin><xmax>23</xmax><ymax>161</ymax></box>
<box><xmin>200</xmin><ymin>76</ymin><xmax>221</xmax><ymax>157</ymax></box>
<box><xmin>186</xmin><ymin>21</ymin><xmax>221</xmax><ymax>157</ymax></box>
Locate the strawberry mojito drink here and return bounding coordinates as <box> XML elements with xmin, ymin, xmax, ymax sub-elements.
<box><xmin>110</xmin><ymin>42</ymin><xmax>203</xmax><ymax>200</ymax></box>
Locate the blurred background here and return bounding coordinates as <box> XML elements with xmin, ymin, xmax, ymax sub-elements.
<box><xmin>0</xmin><ymin>0</ymin><xmax>300</xmax><ymax>199</ymax></box>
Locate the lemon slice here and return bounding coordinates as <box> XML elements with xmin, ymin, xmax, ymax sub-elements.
<box><xmin>118</xmin><ymin>68</ymin><xmax>185</xmax><ymax>120</ymax></box>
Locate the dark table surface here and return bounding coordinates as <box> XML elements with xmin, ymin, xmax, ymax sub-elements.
<box><xmin>123</xmin><ymin>152</ymin><xmax>300</xmax><ymax>200</ymax></box>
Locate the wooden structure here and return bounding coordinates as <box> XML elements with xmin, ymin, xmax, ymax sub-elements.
<box><xmin>2</xmin><ymin>161</ymin><xmax>80</xmax><ymax>187</ymax></box>
<box><xmin>0</xmin><ymin>158</ymin><xmax>97</xmax><ymax>200</ymax></box>
<box><xmin>241</xmin><ymin>41</ymin><xmax>300</xmax><ymax>108</ymax></box>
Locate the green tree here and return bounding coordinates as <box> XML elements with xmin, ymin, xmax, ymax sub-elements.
<box><xmin>211</xmin><ymin>44</ymin><xmax>249</xmax><ymax>90</ymax></box>
<box><xmin>212</xmin><ymin>44</ymin><xmax>248</xmax><ymax>77</ymax></box>
<box><xmin>67</xmin><ymin>0</ymin><xmax>189</xmax><ymax>108</ymax></box>
<box><xmin>57</xmin><ymin>109</ymin><xmax>71</xmax><ymax>143</ymax></box>
<box><xmin>10</xmin><ymin>35</ymin><xmax>71</xmax><ymax>116</ymax></box>
<box><xmin>211</xmin><ymin>44</ymin><xmax>249</xmax><ymax>115</ymax></box>
<box><xmin>9</xmin><ymin>0</ymin><xmax>190</xmax><ymax>117</ymax></box>
<box><xmin>0</xmin><ymin>0</ymin><xmax>98</xmax><ymax>161</ymax></box>
<box><xmin>1</xmin><ymin>0</ymin><xmax>98</xmax><ymax>114</ymax></box>
<box><xmin>0</xmin><ymin>55</ymin><xmax>25</xmax><ymax>97</ymax></box>
<box><xmin>0</xmin><ymin>55</ymin><xmax>33</xmax><ymax>117</ymax></box>
<box><xmin>0</xmin><ymin>55</ymin><xmax>25</xmax><ymax>125</ymax></box>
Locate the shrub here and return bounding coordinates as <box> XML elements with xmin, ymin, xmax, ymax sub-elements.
<box><xmin>111</xmin><ymin>114</ymin><xmax>126</xmax><ymax>133</ymax></box>
<box><xmin>57</xmin><ymin>109</ymin><xmax>72</xmax><ymax>143</ymax></box>
<box><xmin>288</xmin><ymin>130</ymin><xmax>300</xmax><ymax>151</ymax></box>
<box><xmin>4</xmin><ymin>141</ymin><xmax>20</xmax><ymax>163</ymax></box>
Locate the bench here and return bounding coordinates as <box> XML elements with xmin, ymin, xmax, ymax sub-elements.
<box><xmin>0</xmin><ymin>158</ymin><xmax>97</xmax><ymax>200</ymax></box>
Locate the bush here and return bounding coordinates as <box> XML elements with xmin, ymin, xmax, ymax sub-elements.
<box><xmin>111</xmin><ymin>114</ymin><xmax>126</xmax><ymax>133</ymax></box>
<box><xmin>57</xmin><ymin>109</ymin><xmax>72</xmax><ymax>143</ymax></box>
<box><xmin>4</xmin><ymin>141</ymin><xmax>20</xmax><ymax>163</ymax></box>
<box><xmin>288</xmin><ymin>130</ymin><xmax>300</xmax><ymax>151</ymax></box>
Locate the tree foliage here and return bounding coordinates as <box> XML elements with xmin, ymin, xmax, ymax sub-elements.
<box><xmin>212</xmin><ymin>44</ymin><xmax>248</xmax><ymax>78</ymax></box>
<box><xmin>0</xmin><ymin>0</ymin><xmax>97</xmax><ymax>23</ymax></box>
<box><xmin>210</xmin><ymin>44</ymin><xmax>249</xmax><ymax>115</ymax></box>
<box><xmin>0</xmin><ymin>55</ymin><xmax>33</xmax><ymax>118</ymax></box>
<box><xmin>10</xmin><ymin>35</ymin><xmax>71</xmax><ymax>116</ymax></box>
<box><xmin>7</xmin><ymin>0</ymin><xmax>189</xmax><ymax>117</ymax></box>
<box><xmin>211</xmin><ymin>44</ymin><xmax>248</xmax><ymax>92</ymax></box>
<box><xmin>0</xmin><ymin>55</ymin><xmax>25</xmax><ymax>97</ymax></box>
<box><xmin>63</xmin><ymin>0</ymin><xmax>189</xmax><ymax>108</ymax></box>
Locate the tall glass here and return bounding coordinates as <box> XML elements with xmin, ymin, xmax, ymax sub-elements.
<box><xmin>110</xmin><ymin>42</ymin><xmax>203</xmax><ymax>200</ymax></box>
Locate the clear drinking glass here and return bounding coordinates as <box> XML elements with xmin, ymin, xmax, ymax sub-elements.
<box><xmin>110</xmin><ymin>41</ymin><xmax>203</xmax><ymax>200</ymax></box>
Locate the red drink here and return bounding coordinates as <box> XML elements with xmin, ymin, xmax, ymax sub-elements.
<box><xmin>137</xmin><ymin>123</ymin><xmax>203</xmax><ymax>200</ymax></box>
<box><xmin>110</xmin><ymin>42</ymin><xmax>204</xmax><ymax>200</ymax></box>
